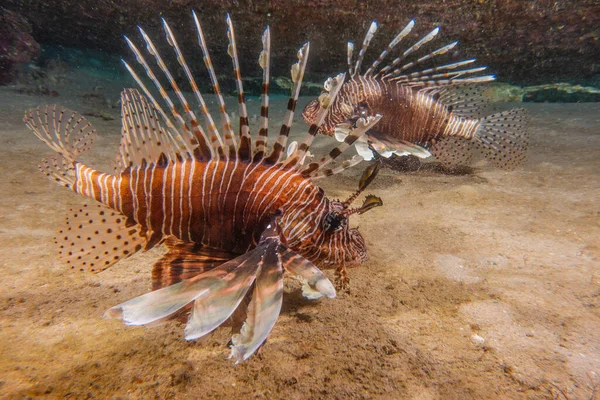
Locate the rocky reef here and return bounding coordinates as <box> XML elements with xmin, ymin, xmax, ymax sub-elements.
<box><xmin>0</xmin><ymin>7</ymin><xmax>40</xmax><ymax>85</ymax></box>
<box><xmin>2</xmin><ymin>0</ymin><xmax>599</xmax><ymax>95</ymax></box>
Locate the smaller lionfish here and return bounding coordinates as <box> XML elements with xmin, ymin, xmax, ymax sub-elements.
<box><xmin>303</xmin><ymin>20</ymin><xmax>529</xmax><ymax>170</ymax></box>
<box><xmin>24</xmin><ymin>13</ymin><xmax>383</xmax><ymax>362</ymax></box>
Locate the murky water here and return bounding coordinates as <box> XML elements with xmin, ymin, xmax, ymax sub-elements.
<box><xmin>1</xmin><ymin>4</ymin><xmax>599</xmax><ymax>399</ymax></box>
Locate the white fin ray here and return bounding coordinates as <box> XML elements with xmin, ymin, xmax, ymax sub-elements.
<box><xmin>137</xmin><ymin>26</ymin><xmax>226</xmax><ymax>160</ymax></box>
<box><xmin>310</xmin><ymin>154</ymin><xmax>364</xmax><ymax>180</ymax></box>
<box><xmin>284</xmin><ymin>72</ymin><xmax>346</xmax><ymax>168</ymax></box>
<box><xmin>379</xmin><ymin>27</ymin><xmax>439</xmax><ymax>77</ymax></box>
<box><xmin>39</xmin><ymin>155</ymin><xmax>76</xmax><ymax>188</ymax></box>
<box><xmin>347</xmin><ymin>41</ymin><xmax>355</xmax><ymax>76</ymax></box>
<box><xmin>352</xmin><ymin>21</ymin><xmax>378</xmax><ymax>77</ymax></box>
<box><xmin>24</xmin><ymin>105</ymin><xmax>96</xmax><ymax>162</ymax></box>
<box><xmin>161</xmin><ymin>18</ymin><xmax>223</xmax><ymax>159</ymax></box>
<box><xmin>192</xmin><ymin>11</ymin><xmax>234</xmax><ymax>156</ymax></box>
<box><xmin>225</xmin><ymin>14</ymin><xmax>250</xmax><ymax>158</ymax></box>
<box><xmin>24</xmin><ymin>105</ymin><xmax>96</xmax><ymax>188</ymax></box>
<box><xmin>365</xmin><ymin>133</ymin><xmax>432</xmax><ymax>160</ymax></box>
<box><xmin>391</xmin><ymin>41</ymin><xmax>458</xmax><ymax>76</ymax></box>
<box><xmin>254</xmin><ymin>27</ymin><xmax>271</xmax><ymax>157</ymax></box>
<box><xmin>265</xmin><ymin>42</ymin><xmax>310</xmax><ymax>164</ymax></box>
<box><xmin>120</xmin><ymin>59</ymin><xmax>197</xmax><ymax>157</ymax></box>
<box><xmin>365</xmin><ymin>19</ymin><xmax>415</xmax><ymax>76</ymax></box>
<box><xmin>355</xmin><ymin>138</ymin><xmax>375</xmax><ymax>161</ymax></box>
<box><xmin>118</xmin><ymin>89</ymin><xmax>194</xmax><ymax>169</ymax></box>
<box><xmin>122</xmin><ymin>37</ymin><xmax>197</xmax><ymax>149</ymax></box>
<box><xmin>105</xmin><ymin>249</ymin><xmax>262</xmax><ymax>326</ymax></box>
<box><xmin>184</xmin><ymin>251</ymin><xmax>262</xmax><ymax>340</ymax></box>
<box><xmin>282</xmin><ymin>248</ymin><xmax>336</xmax><ymax>299</ymax></box>
<box><xmin>230</xmin><ymin>240</ymin><xmax>283</xmax><ymax>363</ymax></box>
<box><xmin>303</xmin><ymin>114</ymin><xmax>382</xmax><ymax>176</ymax></box>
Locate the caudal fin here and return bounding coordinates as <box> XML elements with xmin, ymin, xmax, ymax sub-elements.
<box><xmin>474</xmin><ymin>108</ymin><xmax>529</xmax><ymax>170</ymax></box>
<box><xmin>24</xmin><ymin>105</ymin><xmax>97</xmax><ymax>188</ymax></box>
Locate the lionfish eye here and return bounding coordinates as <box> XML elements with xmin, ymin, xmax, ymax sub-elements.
<box><xmin>357</xmin><ymin>101</ymin><xmax>369</xmax><ymax>117</ymax></box>
<box><xmin>323</xmin><ymin>212</ymin><xmax>346</xmax><ymax>233</ymax></box>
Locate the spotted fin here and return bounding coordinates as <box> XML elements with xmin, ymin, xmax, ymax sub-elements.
<box><xmin>473</xmin><ymin>108</ymin><xmax>529</xmax><ymax>170</ymax></box>
<box><xmin>56</xmin><ymin>204</ymin><xmax>146</xmax><ymax>273</ymax></box>
<box><xmin>39</xmin><ymin>155</ymin><xmax>76</xmax><ymax>189</ymax></box>
<box><xmin>152</xmin><ymin>239</ymin><xmax>237</xmax><ymax>290</ymax></box>
<box><xmin>429</xmin><ymin>136</ymin><xmax>474</xmax><ymax>168</ymax></box>
<box><xmin>434</xmin><ymin>86</ymin><xmax>490</xmax><ymax>119</ymax></box>
<box><xmin>24</xmin><ymin>105</ymin><xmax>97</xmax><ymax>163</ymax></box>
<box><xmin>24</xmin><ymin>105</ymin><xmax>97</xmax><ymax>189</ymax></box>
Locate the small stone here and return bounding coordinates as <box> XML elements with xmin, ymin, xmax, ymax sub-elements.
<box><xmin>471</xmin><ymin>334</ymin><xmax>485</xmax><ymax>346</ymax></box>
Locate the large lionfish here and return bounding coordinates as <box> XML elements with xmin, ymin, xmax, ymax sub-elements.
<box><xmin>24</xmin><ymin>13</ymin><xmax>383</xmax><ymax>362</ymax></box>
<box><xmin>303</xmin><ymin>20</ymin><xmax>529</xmax><ymax>170</ymax></box>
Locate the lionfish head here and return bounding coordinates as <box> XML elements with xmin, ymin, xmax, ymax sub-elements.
<box><xmin>316</xmin><ymin>200</ymin><xmax>369</xmax><ymax>267</ymax></box>
<box><xmin>301</xmin><ymin>99</ymin><xmax>321</xmax><ymax>127</ymax></box>
<box><xmin>302</xmin><ymin>81</ymin><xmax>355</xmax><ymax>137</ymax></box>
<box><xmin>301</xmin><ymin>163</ymin><xmax>383</xmax><ymax>268</ymax></box>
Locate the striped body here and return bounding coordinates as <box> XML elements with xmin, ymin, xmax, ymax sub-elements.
<box><xmin>75</xmin><ymin>159</ymin><xmax>364</xmax><ymax>267</ymax></box>
<box><xmin>306</xmin><ymin>76</ymin><xmax>480</xmax><ymax>145</ymax></box>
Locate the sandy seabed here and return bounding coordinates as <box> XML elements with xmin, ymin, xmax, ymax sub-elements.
<box><xmin>0</xmin><ymin>86</ymin><xmax>599</xmax><ymax>399</ymax></box>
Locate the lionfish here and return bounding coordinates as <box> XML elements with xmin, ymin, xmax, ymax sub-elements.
<box><xmin>24</xmin><ymin>13</ymin><xmax>383</xmax><ymax>362</ymax></box>
<box><xmin>303</xmin><ymin>20</ymin><xmax>529</xmax><ymax>170</ymax></box>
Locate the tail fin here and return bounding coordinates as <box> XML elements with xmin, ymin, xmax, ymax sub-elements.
<box><xmin>474</xmin><ymin>108</ymin><xmax>529</xmax><ymax>170</ymax></box>
<box><xmin>105</xmin><ymin>220</ymin><xmax>336</xmax><ymax>363</ymax></box>
<box><xmin>24</xmin><ymin>105</ymin><xmax>97</xmax><ymax>188</ymax></box>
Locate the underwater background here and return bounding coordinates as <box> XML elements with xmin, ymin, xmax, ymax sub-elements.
<box><xmin>1</xmin><ymin>0</ymin><xmax>599</xmax><ymax>398</ymax></box>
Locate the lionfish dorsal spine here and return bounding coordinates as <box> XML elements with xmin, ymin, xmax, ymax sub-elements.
<box><xmin>161</xmin><ymin>18</ymin><xmax>226</xmax><ymax>160</ymax></box>
<box><xmin>124</xmin><ymin>12</ymin><xmax>373</xmax><ymax>179</ymax></box>
<box><xmin>119</xmin><ymin>59</ymin><xmax>199</xmax><ymax>159</ymax></box>
<box><xmin>364</xmin><ymin>19</ymin><xmax>414</xmax><ymax>76</ymax></box>
<box><xmin>395</xmin><ymin>40</ymin><xmax>458</xmax><ymax>76</ymax></box>
<box><xmin>378</xmin><ymin>26</ymin><xmax>440</xmax><ymax>78</ymax></box>
<box><xmin>301</xmin><ymin>114</ymin><xmax>383</xmax><ymax>177</ymax></box>
<box><xmin>347</xmin><ymin>42</ymin><xmax>354</xmax><ymax>77</ymax></box>
<box><xmin>352</xmin><ymin>21</ymin><xmax>378</xmax><ymax>78</ymax></box>
<box><xmin>283</xmin><ymin>71</ymin><xmax>346</xmax><ymax>169</ymax></box>
<box><xmin>122</xmin><ymin>36</ymin><xmax>200</xmax><ymax>150</ymax></box>
<box><xmin>225</xmin><ymin>14</ymin><xmax>252</xmax><ymax>161</ymax></box>
<box><xmin>253</xmin><ymin>26</ymin><xmax>271</xmax><ymax>161</ymax></box>
<box><xmin>192</xmin><ymin>11</ymin><xmax>235</xmax><ymax>158</ymax></box>
<box><xmin>346</xmin><ymin>19</ymin><xmax>495</xmax><ymax>89</ymax></box>
<box><xmin>264</xmin><ymin>42</ymin><xmax>310</xmax><ymax>165</ymax></box>
<box><xmin>119</xmin><ymin>89</ymin><xmax>196</xmax><ymax>169</ymax></box>
<box><xmin>136</xmin><ymin>26</ymin><xmax>227</xmax><ymax>159</ymax></box>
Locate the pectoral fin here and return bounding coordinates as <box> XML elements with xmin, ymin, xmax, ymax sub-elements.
<box><xmin>105</xmin><ymin>218</ymin><xmax>336</xmax><ymax>363</ymax></box>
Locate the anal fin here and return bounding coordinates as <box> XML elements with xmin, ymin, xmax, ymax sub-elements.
<box><xmin>56</xmin><ymin>204</ymin><xmax>146</xmax><ymax>273</ymax></box>
<box><xmin>152</xmin><ymin>239</ymin><xmax>238</xmax><ymax>290</ymax></box>
<box><xmin>429</xmin><ymin>136</ymin><xmax>474</xmax><ymax>168</ymax></box>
